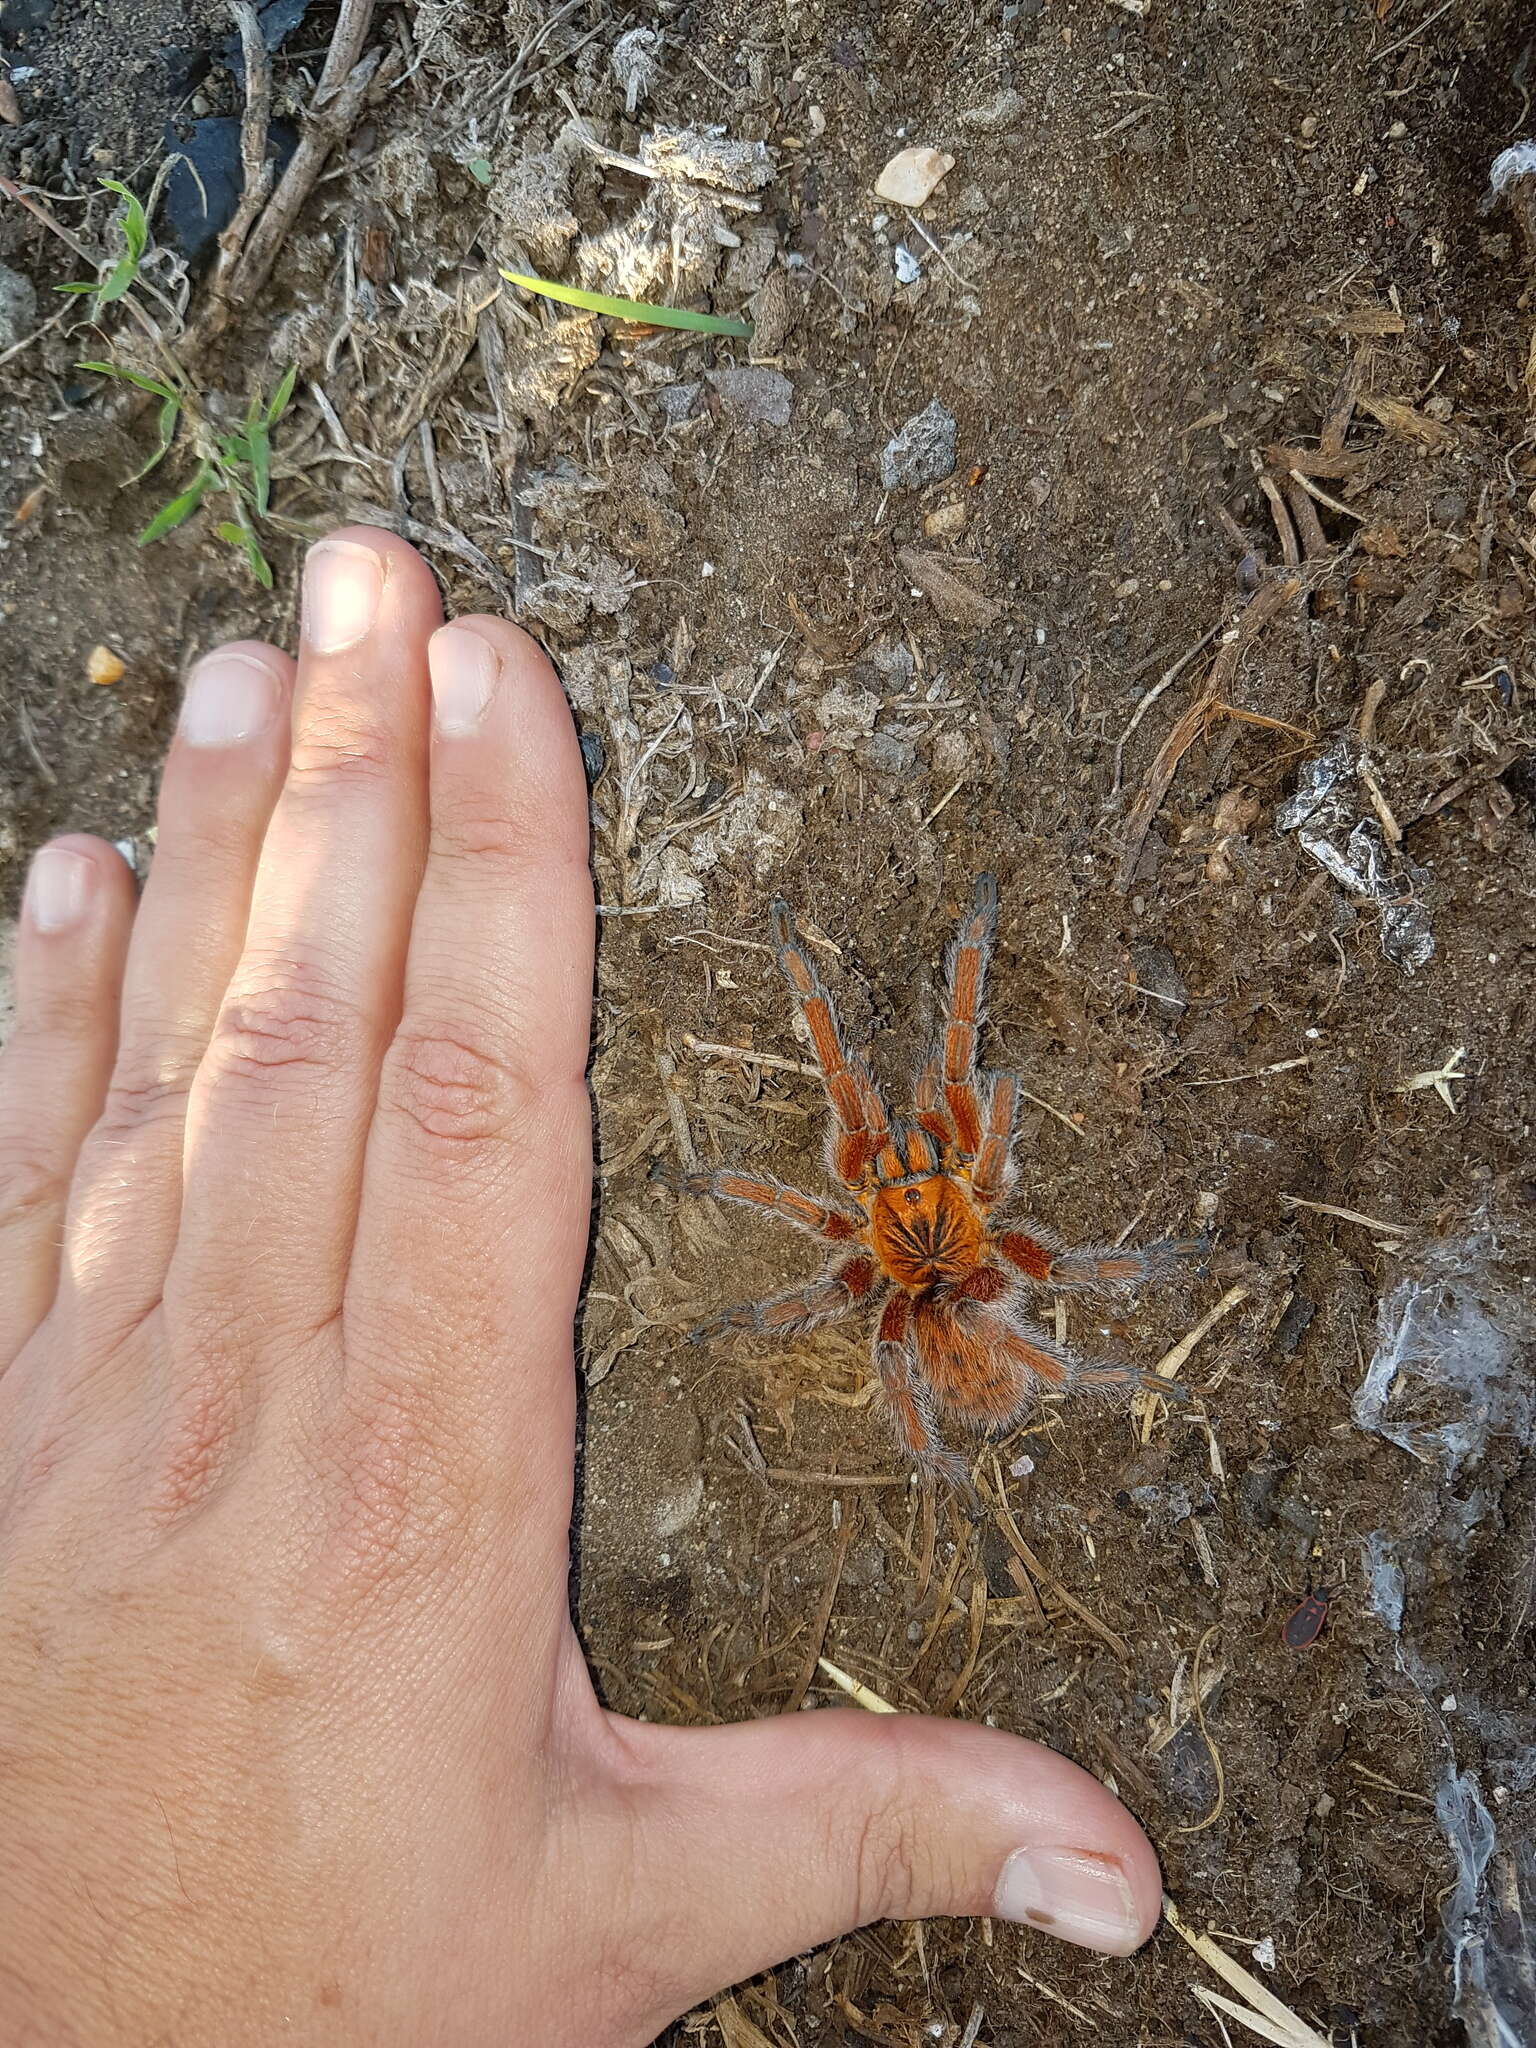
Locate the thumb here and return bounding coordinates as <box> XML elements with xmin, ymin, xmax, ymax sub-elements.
<box><xmin>609</xmin><ymin>1705</ymin><xmax>1162</xmax><ymax>2025</ymax></box>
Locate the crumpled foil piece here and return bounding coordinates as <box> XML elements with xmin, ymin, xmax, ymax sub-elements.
<box><xmin>1276</xmin><ymin>738</ymin><xmax>1435</xmax><ymax>972</ymax></box>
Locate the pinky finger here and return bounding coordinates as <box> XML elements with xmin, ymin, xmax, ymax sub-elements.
<box><xmin>0</xmin><ymin>837</ymin><xmax>135</xmax><ymax>1367</ymax></box>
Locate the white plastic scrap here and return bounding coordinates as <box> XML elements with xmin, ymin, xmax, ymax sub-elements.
<box><xmin>1487</xmin><ymin>140</ymin><xmax>1536</xmax><ymax>200</ymax></box>
<box><xmin>1434</xmin><ymin>1769</ymin><xmax>1536</xmax><ymax>2048</ymax></box>
<box><xmin>1362</xmin><ymin>1531</ymin><xmax>1405</xmax><ymax>1634</ymax></box>
<box><xmin>1353</xmin><ymin>1259</ymin><xmax>1531</xmax><ymax>1479</ymax></box>
<box><xmin>1276</xmin><ymin>738</ymin><xmax>1434</xmax><ymax>971</ymax></box>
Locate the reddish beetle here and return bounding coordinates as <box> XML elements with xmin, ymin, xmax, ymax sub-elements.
<box><xmin>1282</xmin><ymin>1586</ymin><xmax>1335</xmax><ymax>1649</ymax></box>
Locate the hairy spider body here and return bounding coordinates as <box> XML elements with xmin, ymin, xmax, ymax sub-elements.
<box><xmin>686</xmin><ymin>877</ymin><xmax>1200</xmax><ymax>1496</ymax></box>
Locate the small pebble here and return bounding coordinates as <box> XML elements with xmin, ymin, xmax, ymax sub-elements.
<box><xmin>87</xmin><ymin>643</ymin><xmax>125</xmax><ymax>686</ymax></box>
<box><xmin>873</xmin><ymin>145</ymin><xmax>955</xmax><ymax>207</ymax></box>
<box><xmin>893</xmin><ymin>243</ymin><xmax>921</xmax><ymax>284</ymax></box>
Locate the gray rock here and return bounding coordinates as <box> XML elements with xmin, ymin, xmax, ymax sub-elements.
<box><xmin>0</xmin><ymin>261</ymin><xmax>38</xmax><ymax>352</ymax></box>
<box><xmin>659</xmin><ymin>381</ymin><xmax>702</xmax><ymax>425</ymax></box>
<box><xmin>880</xmin><ymin>398</ymin><xmax>957</xmax><ymax>490</ymax></box>
<box><xmin>707</xmin><ymin>366</ymin><xmax>792</xmax><ymax>426</ymax></box>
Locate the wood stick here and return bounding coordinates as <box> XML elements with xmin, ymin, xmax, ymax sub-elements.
<box><xmin>1117</xmin><ymin>574</ymin><xmax>1301</xmax><ymax>891</ymax></box>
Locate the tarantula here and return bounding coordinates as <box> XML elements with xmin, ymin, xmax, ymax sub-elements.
<box><xmin>686</xmin><ymin>877</ymin><xmax>1200</xmax><ymax>1495</ymax></box>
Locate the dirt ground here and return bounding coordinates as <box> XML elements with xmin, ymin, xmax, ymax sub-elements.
<box><xmin>4</xmin><ymin>2</ymin><xmax>1536</xmax><ymax>2042</ymax></box>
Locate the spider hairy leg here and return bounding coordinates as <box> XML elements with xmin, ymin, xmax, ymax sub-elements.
<box><xmin>970</xmin><ymin>1070</ymin><xmax>1019</xmax><ymax>1206</ymax></box>
<box><xmin>681</xmin><ymin>1169</ymin><xmax>865</xmax><ymax>1245</ymax></box>
<box><xmin>941</xmin><ymin>874</ymin><xmax>998</xmax><ymax>1157</ymax></box>
<box><xmin>998</xmin><ymin>1229</ymin><xmax>1207</xmax><ymax>1295</ymax></box>
<box><xmin>769</xmin><ymin>899</ymin><xmax>891</xmax><ymax>1185</ymax></box>
<box><xmin>913</xmin><ymin>1053</ymin><xmax>956</xmax><ymax>1147</ymax></box>
<box><xmin>874</xmin><ymin>1298</ymin><xmax>981</xmax><ymax>1507</ymax></box>
<box><xmin>690</xmin><ymin>1254</ymin><xmax>878</xmax><ymax>1343</ymax></box>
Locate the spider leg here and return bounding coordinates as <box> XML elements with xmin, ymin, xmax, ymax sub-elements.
<box><xmin>969</xmin><ymin>1070</ymin><xmax>1018</xmax><ymax>1207</ymax></box>
<box><xmin>691</xmin><ymin>1253</ymin><xmax>878</xmax><ymax>1343</ymax></box>
<box><xmin>682</xmin><ymin>1168</ymin><xmax>865</xmax><ymax>1246</ymax></box>
<box><xmin>873</xmin><ymin>1295</ymin><xmax>979</xmax><ymax>1505</ymax></box>
<box><xmin>997</xmin><ymin>1227</ymin><xmax>1207</xmax><ymax>1296</ymax></box>
<box><xmin>941</xmin><ymin>874</ymin><xmax>998</xmax><ymax>1158</ymax></box>
<box><xmin>912</xmin><ymin>1051</ymin><xmax>956</xmax><ymax>1148</ymax></box>
<box><xmin>770</xmin><ymin>900</ymin><xmax>891</xmax><ymax>1186</ymax></box>
<box><xmin>939</xmin><ymin>1264</ymin><xmax>1192</xmax><ymax>1405</ymax></box>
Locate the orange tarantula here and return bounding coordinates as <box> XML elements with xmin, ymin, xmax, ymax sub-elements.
<box><xmin>686</xmin><ymin>877</ymin><xmax>1201</xmax><ymax>1495</ymax></box>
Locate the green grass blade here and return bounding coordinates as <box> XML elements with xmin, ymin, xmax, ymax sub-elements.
<box><xmin>77</xmin><ymin>360</ymin><xmax>177</xmax><ymax>400</ymax></box>
<box><xmin>99</xmin><ymin>177</ymin><xmax>147</xmax><ymax>263</ymax></box>
<box><xmin>500</xmin><ymin>269</ymin><xmax>750</xmax><ymax>337</ymax></box>
<box><xmin>248</xmin><ymin>417</ymin><xmax>272</xmax><ymax>516</ymax></box>
<box><xmin>55</xmin><ymin>280</ymin><xmax>99</xmax><ymax>295</ymax></box>
<box><xmin>138</xmin><ymin>464</ymin><xmax>211</xmax><ymax>545</ymax></box>
<box><xmin>265</xmin><ymin>363</ymin><xmax>298</xmax><ymax>424</ymax></box>
<box><xmin>125</xmin><ymin>395</ymin><xmax>180</xmax><ymax>486</ymax></box>
<box><xmin>97</xmin><ymin>254</ymin><xmax>138</xmax><ymax>305</ymax></box>
<box><xmin>216</xmin><ymin>519</ymin><xmax>273</xmax><ymax>588</ymax></box>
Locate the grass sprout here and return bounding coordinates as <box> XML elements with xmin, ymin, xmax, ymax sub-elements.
<box><xmin>500</xmin><ymin>268</ymin><xmax>751</xmax><ymax>335</ymax></box>
<box><xmin>79</xmin><ymin>358</ymin><xmax>298</xmax><ymax>585</ymax></box>
<box><xmin>57</xmin><ymin>177</ymin><xmax>149</xmax><ymax>311</ymax></box>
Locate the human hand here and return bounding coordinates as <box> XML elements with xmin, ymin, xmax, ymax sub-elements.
<box><xmin>0</xmin><ymin>530</ymin><xmax>1162</xmax><ymax>2044</ymax></box>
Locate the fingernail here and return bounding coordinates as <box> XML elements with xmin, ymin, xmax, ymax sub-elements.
<box><xmin>180</xmin><ymin>650</ymin><xmax>283</xmax><ymax>747</ymax></box>
<box><xmin>993</xmin><ymin>1848</ymin><xmax>1143</xmax><ymax>1955</ymax></box>
<box><xmin>303</xmin><ymin>538</ymin><xmax>384</xmax><ymax>653</ymax></box>
<box><xmin>25</xmin><ymin>845</ymin><xmax>96</xmax><ymax>935</ymax></box>
<box><xmin>428</xmin><ymin>624</ymin><xmax>500</xmax><ymax>736</ymax></box>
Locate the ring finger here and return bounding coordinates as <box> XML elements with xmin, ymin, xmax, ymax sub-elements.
<box><xmin>56</xmin><ymin>642</ymin><xmax>295</xmax><ymax>1341</ymax></box>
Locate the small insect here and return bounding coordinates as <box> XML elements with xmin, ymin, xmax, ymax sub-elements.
<box><xmin>1281</xmin><ymin>1586</ymin><xmax>1335</xmax><ymax>1649</ymax></box>
<box><xmin>686</xmin><ymin>877</ymin><xmax>1203</xmax><ymax>1498</ymax></box>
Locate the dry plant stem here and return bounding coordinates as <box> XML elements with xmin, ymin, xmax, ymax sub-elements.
<box><xmin>1280</xmin><ymin>1194</ymin><xmax>1409</xmax><ymax>1234</ymax></box>
<box><xmin>1356</xmin><ymin>756</ymin><xmax>1402</xmax><ymax>846</ymax></box>
<box><xmin>681</xmin><ymin>1033</ymin><xmax>821</xmax><ymax>1079</ymax></box>
<box><xmin>1284</xmin><ymin>476</ymin><xmax>1328</xmax><ymax>561</ymax></box>
<box><xmin>989</xmin><ymin>1472</ymin><xmax>1130</xmax><ymax>1663</ymax></box>
<box><xmin>1111</xmin><ymin>625</ymin><xmax>1222</xmax><ymax>795</ymax></box>
<box><xmin>211</xmin><ymin>4</ymin><xmax>273</xmax><ymax>294</ymax></box>
<box><xmin>1116</xmin><ymin>574</ymin><xmax>1302</xmax><ymax>890</ymax></box>
<box><xmin>1175</xmin><ymin>1625</ymin><xmax>1226</xmax><ymax>1835</ymax></box>
<box><xmin>229</xmin><ymin>0</ymin><xmax>383</xmax><ymax>307</ymax></box>
<box><xmin>1358</xmin><ymin>676</ymin><xmax>1389</xmax><ymax>745</ymax></box>
<box><xmin>784</xmin><ymin>1505</ymin><xmax>856</xmax><ymax>1712</ymax></box>
<box><xmin>1163</xmin><ymin>1897</ymin><xmax>1332</xmax><ymax>2048</ymax></box>
<box><xmin>1289</xmin><ymin>468</ymin><xmax>1365</xmax><ymax>522</ymax></box>
<box><xmin>1409</xmin><ymin>742</ymin><xmax>1528</xmax><ymax>825</ymax></box>
<box><xmin>1258</xmin><ymin>472</ymin><xmax>1300</xmax><ymax>568</ymax></box>
<box><xmin>1136</xmin><ymin>1285</ymin><xmax>1249</xmax><ymax>1443</ymax></box>
<box><xmin>815</xmin><ymin>1657</ymin><xmax>897</xmax><ymax>1712</ymax></box>
<box><xmin>933</xmin><ymin>1579</ymin><xmax>988</xmax><ymax>1717</ymax></box>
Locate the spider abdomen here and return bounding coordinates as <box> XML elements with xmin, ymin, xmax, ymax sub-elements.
<box><xmin>870</xmin><ymin>1176</ymin><xmax>984</xmax><ymax>1289</ymax></box>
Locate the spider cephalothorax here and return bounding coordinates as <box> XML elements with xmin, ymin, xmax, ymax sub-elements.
<box><xmin>686</xmin><ymin>877</ymin><xmax>1200</xmax><ymax>1496</ymax></box>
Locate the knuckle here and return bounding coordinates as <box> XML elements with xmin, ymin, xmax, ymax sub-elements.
<box><xmin>319</xmin><ymin>1367</ymin><xmax>485</xmax><ymax>1602</ymax></box>
<box><xmin>379</xmin><ymin>1021</ymin><xmax>537</xmax><ymax>1150</ymax></box>
<box><xmin>93</xmin><ymin>1041</ymin><xmax>204</xmax><ymax>1141</ymax></box>
<box><xmin>428</xmin><ymin>796</ymin><xmax>539</xmax><ymax>869</ymax></box>
<box><xmin>143</xmin><ymin>1356</ymin><xmax>249</xmax><ymax>1529</ymax></box>
<box><xmin>0</xmin><ymin>1144</ymin><xmax>67</xmax><ymax>1234</ymax></box>
<box><xmin>286</xmin><ymin>718</ymin><xmax>395</xmax><ymax>794</ymax></box>
<box><xmin>208</xmin><ymin>962</ymin><xmax>359</xmax><ymax>1086</ymax></box>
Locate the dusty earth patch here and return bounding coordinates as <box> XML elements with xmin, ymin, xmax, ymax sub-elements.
<box><xmin>4</xmin><ymin>2</ymin><xmax>1536</xmax><ymax>2043</ymax></box>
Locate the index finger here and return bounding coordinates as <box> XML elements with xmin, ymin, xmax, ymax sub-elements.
<box><xmin>342</xmin><ymin>616</ymin><xmax>594</xmax><ymax>1502</ymax></box>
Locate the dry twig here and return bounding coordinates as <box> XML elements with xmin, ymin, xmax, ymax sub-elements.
<box><xmin>1117</xmin><ymin>575</ymin><xmax>1302</xmax><ymax>891</ymax></box>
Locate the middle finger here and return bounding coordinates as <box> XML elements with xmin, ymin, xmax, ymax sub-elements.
<box><xmin>171</xmin><ymin>530</ymin><xmax>442</xmax><ymax>1336</ymax></box>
